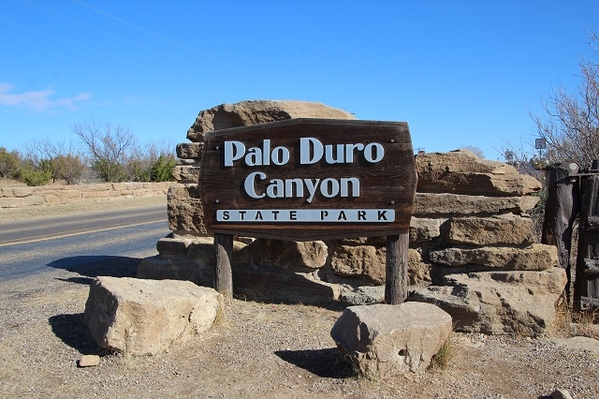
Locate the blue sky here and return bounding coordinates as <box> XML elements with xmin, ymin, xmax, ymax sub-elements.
<box><xmin>1</xmin><ymin>1</ymin><xmax>598</xmax><ymax>160</ymax></box>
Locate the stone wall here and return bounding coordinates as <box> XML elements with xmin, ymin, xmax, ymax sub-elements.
<box><xmin>0</xmin><ymin>182</ymin><xmax>171</xmax><ymax>208</ymax></box>
<box><xmin>138</xmin><ymin>100</ymin><xmax>565</xmax><ymax>336</ymax></box>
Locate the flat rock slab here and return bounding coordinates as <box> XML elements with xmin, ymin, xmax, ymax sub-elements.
<box><xmin>330</xmin><ymin>302</ymin><xmax>452</xmax><ymax>379</ymax></box>
<box><xmin>84</xmin><ymin>276</ymin><xmax>221</xmax><ymax>356</ymax></box>
<box><xmin>412</xmin><ymin>268</ymin><xmax>567</xmax><ymax>336</ymax></box>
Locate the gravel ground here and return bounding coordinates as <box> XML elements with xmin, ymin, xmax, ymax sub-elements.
<box><xmin>2</xmin><ymin>197</ymin><xmax>599</xmax><ymax>398</ymax></box>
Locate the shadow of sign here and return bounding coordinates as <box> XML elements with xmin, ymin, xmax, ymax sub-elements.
<box><xmin>274</xmin><ymin>348</ymin><xmax>355</xmax><ymax>378</ymax></box>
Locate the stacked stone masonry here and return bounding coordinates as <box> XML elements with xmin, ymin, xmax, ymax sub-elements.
<box><xmin>0</xmin><ymin>182</ymin><xmax>171</xmax><ymax>209</ymax></box>
<box><xmin>140</xmin><ymin>100</ymin><xmax>565</xmax><ymax>336</ymax></box>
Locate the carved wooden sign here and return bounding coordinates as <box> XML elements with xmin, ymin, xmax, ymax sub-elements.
<box><xmin>200</xmin><ymin>118</ymin><xmax>417</xmax><ymax>241</ymax></box>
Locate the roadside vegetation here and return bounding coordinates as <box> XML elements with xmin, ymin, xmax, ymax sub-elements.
<box><xmin>0</xmin><ymin>119</ymin><xmax>176</xmax><ymax>186</ymax></box>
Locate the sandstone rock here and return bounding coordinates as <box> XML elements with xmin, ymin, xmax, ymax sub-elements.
<box><xmin>187</xmin><ymin>100</ymin><xmax>356</xmax><ymax>142</ymax></box>
<box><xmin>330</xmin><ymin>244</ymin><xmax>386</xmax><ymax>285</ymax></box>
<box><xmin>339</xmin><ymin>285</ymin><xmax>385</xmax><ymax>305</ymax></box>
<box><xmin>429</xmin><ymin>243</ymin><xmax>558</xmax><ymax>270</ymax></box>
<box><xmin>415</xmin><ymin>150</ymin><xmax>542</xmax><ymax>196</ymax></box>
<box><xmin>247</xmin><ymin>239</ymin><xmax>328</xmax><ymax>272</ymax></box>
<box><xmin>77</xmin><ymin>355</ymin><xmax>100</xmax><ymax>368</ymax></box>
<box><xmin>446</xmin><ymin>214</ymin><xmax>534</xmax><ymax>246</ymax></box>
<box><xmin>412</xmin><ymin>267</ymin><xmax>567</xmax><ymax>336</ymax></box>
<box><xmin>84</xmin><ymin>277</ymin><xmax>221</xmax><ymax>355</ymax></box>
<box><xmin>410</xmin><ymin>217</ymin><xmax>445</xmax><ymax>244</ymax></box>
<box><xmin>167</xmin><ymin>184</ymin><xmax>208</xmax><ymax>235</ymax></box>
<box><xmin>408</xmin><ymin>248</ymin><xmax>432</xmax><ymax>286</ymax></box>
<box><xmin>172</xmin><ymin>164</ymin><xmax>201</xmax><ymax>184</ymax></box>
<box><xmin>176</xmin><ymin>142</ymin><xmax>204</xmax><ymax>159</ymax></box>
<box><xmin>413</xmin><ymin>193</ymin><xmax>540</xmax><ymax>217</ymax></box>
<box><xmin>330</xmin><ymin>302</ymin><xmax>452</xmax><ymax>378</ymax></box>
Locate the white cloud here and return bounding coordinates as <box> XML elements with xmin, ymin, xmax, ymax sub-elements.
<box><xmin>0</xmin><ymin>83</ymin><xmax>91</xmax><ymax>112</ymax></box>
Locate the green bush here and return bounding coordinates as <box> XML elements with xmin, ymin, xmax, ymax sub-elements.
<box><xmin>150</xmin><ymin>154</ymin><xmax>175</xmax><ymax>182</ymax></box>
<box><xmin>18</xmin><ymin>167</ymin><xmax>52</xmax><ymax>186</ymax></box>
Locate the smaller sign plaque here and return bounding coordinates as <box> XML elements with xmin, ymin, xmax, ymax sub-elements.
<box><xmin>216</xmin><ymin>209</ymin><xmax>395</xmax><ymax>223</ymax></box>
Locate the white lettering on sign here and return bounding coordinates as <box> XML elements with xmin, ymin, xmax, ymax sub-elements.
<box><xmin>217</xmin><ymin>209</ymin><xmax>394</xmax><ymax>223</ymax></box>
<box><xmin>221</xmin><ymin>136</ymin><xmax>387</xmax><ymax>205</ymax></box>
<box><xmin>244</xmin><ymin>172</ymin><xmax>360</xmax><ymax>203</ymax></box>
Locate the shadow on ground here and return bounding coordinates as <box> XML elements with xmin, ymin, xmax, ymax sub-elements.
<box><xmin>48</xmin><ymin>313</ymin><xmax>104</xmax><ymax>355</ymax></box>
<box><xmin>47</xmin><ymin>255</ymin><xmax>140</xmax><ymax>285</ymax></box>
<box><xmin>274</xmin><ymin>348</ymin><xmax>355</xmax><ymax>378</ymax></box>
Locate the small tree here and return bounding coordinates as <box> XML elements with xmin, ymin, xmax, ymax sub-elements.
<box><xmin>532</xmin><ymin>32</ymin><xmax>599</xmax><ymax>167</ymax></box>
<box><xmin>73</xmin><ymin>120</ymin><xmax>137</xmax><ymax>182</ymax></box>
<box><xmin>23</xmin><ymin>138</ymin><xmax>84</xmax><ymax>184</ymax></box>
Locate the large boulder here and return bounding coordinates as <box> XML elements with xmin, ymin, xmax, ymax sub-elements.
<box><xmin>187</xmin><ymin>100</ymin><xmax>356</xmax><ymax>142</ymax></box>
<box><xmin>330</xmin><ymin>302</ymin><xmax>452</xmax><ymax>379</ymax></box>
<box><xmin>412</xmin><ymin>267</ymin><xmax>567</xmax><ymax>336</ymax></box>
<box><xmin>84</xmin><ymin>277</ymin><xmax>221</xmax><ymax>355</ymax></box>
<box><xmin>415</xmin><ymin>150</ymin><xmax>542</xmax><ymax>196</ymax></box>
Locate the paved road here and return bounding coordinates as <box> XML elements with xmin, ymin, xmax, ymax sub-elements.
<box><xmin>0</xmin><ymin>205</ymin><xmax>170</xmax><ymax>281</ymax></box>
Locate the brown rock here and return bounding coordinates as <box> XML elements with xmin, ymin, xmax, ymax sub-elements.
<box><xmin>172</xmin><ymin>164</ymin><xmax>201</xmax><ymax>184</ymax></box>
<box><xmin>84</xmin><ymin>277</ymin><xmax>221</xmax><ymax>356</ymax></box>
<box><xmin>176</xmin><ymin>142</ymin><xmax>204</xmax><ymax>159</ymax></box>
<box><xmin>247</xmin><ymin>239</ymin><xmax>328</xmax><ymax>272</ymax></box>
<box><xmin>77</xmin><ymin>355</ymin><xmax>100</xmax><ymax>368</ymax></box>
<box><xmin>410</xmin><ymin>217</ymin><xmax>445</xmax><ymax>244</ymax></box>
<box><xmin>330</xmin><ymin>244</ymin><xmax>386</xmax><ymax>284</ymax></box>
<box><xmin>187</xmin><ymin>100</ymin><xmax>356</xmax><ymax>141</ymax></box>
<box><xmin>167</xmin><ymin>184</ymin><xmax>208</xmax><ymax>235</ymax></box>
<box><xmin>429</xmin><ymin>243</ymin><xmax>558</xmax><ymax>270</ymax></box>
<box><xmin>413</xmin><ymin>193</ymin><xmax>540</xmax><ymax>217</ymax></box>
<box><xmin>330</xmin><ymin>302</ymin><xmax>452</xmax><ymax>378</ymax></box>
<box><xmin>415</xmin><ymin>150</ymin><xmax>542</xmax><ymax>196</ymax></box>
<box><xmin>446</xmin><ymin>214</ymin><xmax>534</xmax><ymax>246</ymax></box>
<box><xmin>412</xmin><ymin>267</ymin><xmax>567</xmax><ymax>336</ymax></box>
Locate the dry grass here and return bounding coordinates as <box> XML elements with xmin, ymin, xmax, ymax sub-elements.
<box><xmin>551</xmin><ymin>298</ymin><xmax>599</xmax><ymax>339</ymax></box>
<box><xmin>430</xmin><ymin>333</ymin><xmax>455</xmax><ymax>370</ymax></box>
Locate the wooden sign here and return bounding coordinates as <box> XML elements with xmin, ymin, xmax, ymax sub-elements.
<box><xmin>200</xmin><ymin>118</ymin><xmax>417</xmax><ymax>241</ymax></box>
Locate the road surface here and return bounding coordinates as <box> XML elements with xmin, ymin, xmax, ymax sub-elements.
<box><xmin>0</xmin><ymin>205</ymin><xmax>169</xmax><ymax>281</ymax></box>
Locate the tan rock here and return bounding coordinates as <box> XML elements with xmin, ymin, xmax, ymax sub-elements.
<box><xmin>429</xmin><ymin>243</ymin><xmax>558</xmax><ymax>270</ymax></box>
<box><xmin>412</xmin><ymin>267</ymin><xmax>567</xmax><ymax>336</ymax></box>
<box><xmin>446</xmin><ymin>214</ymin><xmax>534</xmax><ymax>246</ymax></box>
<box><xmin>187</xmin><ymin>100</ymin><xmax>356</xmax><ymax>141</ymax></box>
<box><xmin>247</xmin><ymin>239</ymin><xmax>328</xmax><ymax>272</ymax></box>
<box><xmin>84</xmin><ymin>277</ymin><xmax>221</xmax><ymax>356</ymax></box>
<box><xmin>172</xmin><ymin>164</ymin><xmax>201</xmax><ymax>183</ymax></box>
<box><xmin>77</xmin><ymin>355</ymin><xmax>100</xmax><ymax>368</ymax></box>
<box><xmin>330</xmin><ymin>244</ymin><xmax>386</xmax><ymax>284</ymax></box>
<box><xmin>413</xmin><ymin>193</ymin><xmax>540</xmax><ymax>217</ymax></box>
<box><xmin>408</xmin><ymin>249</ymin><xmax>431</xmax><ymax>286</ymax></box>
<box><xmin>410</xmin><ymin>217</ymin><xmax>445</xmax><ymax>244</ymax></box>
<box><xmin>176</xmin><ymin>142</ymin><xmax>204</xmax><ymax>159</ymax></box>
<box><xmin>415</xmin><ymin>150</ymin><xmax>542</xmax><ymax>196</ymax></box>
<box><xmin>330</xmin><ymin>302</ymin><xmax>452</xmax><ymax>378</ymax></box>
<box><xmin>167</xmin><ymin>184</ymin><xmax>208</xmax><ymax>235</ymax></box>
